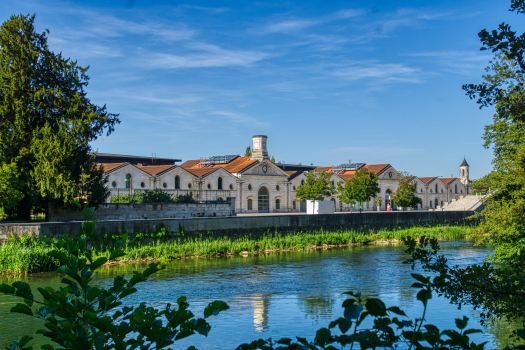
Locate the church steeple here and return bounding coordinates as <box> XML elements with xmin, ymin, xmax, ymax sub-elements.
<box><xmin>460</xmin><ymin>157</ymin><xmax>469</xmax><ymax>186</ymax></box>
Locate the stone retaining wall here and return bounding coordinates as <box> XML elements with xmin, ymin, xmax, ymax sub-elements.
<box><xmin>48</xmin><ymin>202</ymin><xmax>234</xmax><ymax>222</ymax></box>
<box><xmin>0</xmin><ymin>211</ymin><xmax>477</xmax><ymax>241</ymax></box>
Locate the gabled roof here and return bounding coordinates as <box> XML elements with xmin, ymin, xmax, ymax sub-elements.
<box><xmin>418</xmin><ymin>177</ymin><xmax>437</xmax><ymax>184</ymax></box>
<box><xmin>287</xmin><ymin>170</ymin><xmax>305</xmax><ymax>181</ymax></box>
<box><xmin>439</xmin><ymin>177</ymin><xmax>456</xmax><ymax>185</ymax></box>
<box><xmin>137</xmin><ymin>165</ymin><xmax>177</xmax><ymax>176</ymax></box>
<box><xmin>315</xmin><ymin>167</ymin><xmax>334</xmax><ymax>173</ymax></box>
<box><xmin>365</xmin><ymin>164</ymin><xmax>390</xmax><ymax>175</ymax></box>
<box><xmin>180</xmin><ymin>156</ymin><xmax>258</xmax><ymax>174</ymax></box>
<box><xmin>338</xmin><ymin>174</ymin><xmax>355</xmax><ymax>182</ymax></box>
<box><xmin>180</xmin><ymin>159</ymin><xmax>201</xmax><ymax>169</ymax></box>
<box><xmin>98</xmin><ymin>162</ymin><xmax>128</xmax><ymax>173</ymax></box>
<box><xmin>460</xmin><ymin>158</ymin><xmax>469</xmax><ymax>167</ymax></box>
<box><xmin>185</xmin><ymin>167</ymin><xmax>218</xmax><ymax>177</ymax></box>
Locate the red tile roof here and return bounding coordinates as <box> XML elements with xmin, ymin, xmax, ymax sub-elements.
<box><xmin>98</xmin><ymin>163</ymin><xmax>127</xmax><ymax>173</ymax></box>
<box><xmin>181</xmin><ymin>156</ymin><xmax>258</xmax><ymax>174</ymax></box>
<box><xmin>185</xmin><ymin>167</ymin><xmax>217</xmax><ymax>177</ymax></box>
<box><xmin>137</xmin><ymin>165</ymin><xmax>177</xmax><ymax>175</ymax></box>
<box><xmin>338</xmin><ymin>174</ymin><xmax>355</xmax><ymax>182</ymax></box>
<box><xmin>439</xmin><ymin>177</ymin><xmax>456</xmax><ymax>185</ymax></box>
<box><xmin>418</xmin><ymin>177</ymin><xmax>436</xmax><ymax>184</ymax></box>
<box><xmin>364</xmin><ymin>164</ymin><xmax>390</xmax><ymax>175</ymax></box>
<box><xmin>180</xmin><ymin>159</ymin><xmax>201</xmax><ymax>169</ymax></box>
<box><xmin>316</xmin><ymin>167</ymin><xmax>334</xmax><ymax>173</ymax></box>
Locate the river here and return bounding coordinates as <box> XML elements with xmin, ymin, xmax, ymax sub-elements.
<box><xmin>0</xmin><ymin>241</ymin><xmax>497</xmax><ymax>349</ymax></box>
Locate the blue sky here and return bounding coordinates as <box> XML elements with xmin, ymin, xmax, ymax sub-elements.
<box><xmin>2</xmin><ymin>0</ymin><xmax>521</xmax><ymax>179</ymax></box>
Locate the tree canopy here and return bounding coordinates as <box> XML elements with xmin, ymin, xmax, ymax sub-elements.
<box><xmin>0</xmin><ymin>14</ymin><xmax>119</xmax><ymax>218</ymax></box>
<box><xmin>391</xmin><ymin>172</ymin><xmax>422</xmax><ymax>210</ymax></box>
<box><xmin>244</xmin><ymin>146</ymin><xmax>252</xmax><ymax>157</ymax></box>
<box><xmin>338</xmin><ymin>168</ymin><xmax>379</xmax><ymax>212</ymax></box>
<box><xmin>295</xmin><ymin>171</ymin><xmax>335</xmax><ymax>202</ymax></box>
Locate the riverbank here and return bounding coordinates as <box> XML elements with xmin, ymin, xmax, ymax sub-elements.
<box><xmin>0</xmin><ymin>225</ymin><xmax>476</xmax><ymax>275</ymax></box>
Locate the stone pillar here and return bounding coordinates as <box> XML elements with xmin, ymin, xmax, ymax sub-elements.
<box><xmin>250</xmin><ymin>135</ymin><xmax>270</xmax><ymax>161</ymax></box>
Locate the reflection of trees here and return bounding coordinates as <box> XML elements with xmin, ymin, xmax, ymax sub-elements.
<box><xmin>297</xmin><ymin>295</ymin><xmax>335</xmax><ymax>324</ymax></box>
<box><xmin>252</xmin><ymin>294</ymin><xmax>271</xmax><ymax>331</ymax></box>
<box><xmin>484</xmin><ymin>316</ymin><xmax>525</xmax><ymax>349</ymax></box>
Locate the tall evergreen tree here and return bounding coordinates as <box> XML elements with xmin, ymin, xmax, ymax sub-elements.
<box><xmin>0</xmin><ymin>14</ymin><xmax>119</xmax><ymax>219</ymax></box>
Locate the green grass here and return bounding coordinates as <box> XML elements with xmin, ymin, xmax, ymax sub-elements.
<box><xmin>0</xmin><ymin>240</ymin><xmax>58</xmax><ymax>275</ymax></box>
<box><xmin>0</xmin><ymin>225</ymin><xmax>475</xmax><ymax>274</ymax></box>
<box><xmin>94</xmin><ymin>225</ymin><xmax>475</xmax><ymax>262</ymax></box>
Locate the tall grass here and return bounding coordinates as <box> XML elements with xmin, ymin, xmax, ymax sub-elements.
<box><xmin>0</xmin><ymin>240</ymin><xmax>58</xmax><ymax>275</ymax></box>
<box><xmin>0</xmin><ymin>225</ymin><xmax>475</xmax><ymax>274</ymax></box>
<box><xmin>93</xmin><ymin>225</ymin><xmax>475</xmax><ymax>262</ymax></box>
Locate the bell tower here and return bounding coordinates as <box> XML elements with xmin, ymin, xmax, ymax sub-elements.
<box><xmin>251</xmin><ymin>135</ymin><xmax>269</xmax><ymax>161</ymax></box>
<box><xmin>460</xmin><ymin>158</ymin><xmax>469</xmax><ymax>185</ymax></box>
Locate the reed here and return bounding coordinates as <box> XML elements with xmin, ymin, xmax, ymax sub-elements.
<box><xmin>0</xmin><ymin>225</ymin><xmax>475</xmax><ymax>274</ymax></box>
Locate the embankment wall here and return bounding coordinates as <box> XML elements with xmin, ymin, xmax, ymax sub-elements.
<box><xmin>48</xmin><ymin>202</ymin><xmax>234</xmax><ymax>222</ymax></box>
<box><xmin>0</xmin><ymin>211</ymin><xmax>477</xmax><ymax>241</ymax></box>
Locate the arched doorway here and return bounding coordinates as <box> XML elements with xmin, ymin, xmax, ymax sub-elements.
<box><xmin>258</xmin><ymin>186</ymin><xmax>269</xmax><ymax>213</ymax></box>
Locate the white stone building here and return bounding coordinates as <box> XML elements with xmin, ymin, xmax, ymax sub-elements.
<box><xmin>99</xmin><ymin>135</ymin><xmax>472</xmax><ymax>213</ymax></box>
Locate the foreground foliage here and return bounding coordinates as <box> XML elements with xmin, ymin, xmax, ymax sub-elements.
<box><xmin>2</xmin><ymin>205</ymin><xmax>229</xmax><ymax>350</ymax></box>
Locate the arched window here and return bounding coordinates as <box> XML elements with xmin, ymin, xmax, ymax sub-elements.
<box><xmin>293</xmin><ymin>185</ymin><xmax>296</xmax><ymax>191</ymax></box>
<box><xmin>207</xmin><ymin>184</ymin><xmax>211</xmax><ymax>189</ymax></box>
<box><xmin>461</xmin><ymin>189</ymin><xmax>463</xmax><ymax>193</ymax></box>
<box><xmin>435</xmin><ymin>184</ymin><xmax>438</xmax><ymax>193</ymax></box>
<box><xmin>455</xmin><ymin>184</ymin><xmax>457</xmax><ymax>193</ymax></box>
<box><xmin>230</xmin><ymin>184</ymin><xmax>233</xmax><ymax>190</ymax></box>
<box><xmin>429</xmin><ymin>201</ymin><xmax>432</xmax><ymax>208</ymax></box>
<box><xmin>435</xmin><ymin>198</ymin><xmax>439</xmax><ymax>207</ymax></box>
<box><xmin>293</xmin><ymin>201</ymin><xmax>296</xmax><ymax>210</ymax></box>
<box><xmin>462</xmin><ymin>169</ymin><xmax>465</xmax><ymax>176</ymax></box>
<box><xmin>218</xmin><ymin>177</ymin><xmax>223</xmax><ymax>190</ymax></box>
<box><xmin>275</xmin><ymin>198</ymin><xmax>280</xmax><ymax>210</ymax></box>
<box><xmin>163</xmin><ymin>182</ymin><xmax>167</xmax><ymax>188</ymax></box>
<box><xmin>140</xmin><ymin>182</ymin><xmax>145</xmax><ymax>188</ymax></box>
<box><xmin>441</xmin><ymin>200</ymin><xmax>444</xmax><ymax>207</ymax></box>
<box><xmin>175</xmin><ymin>175</ymin><xmax>180</xmax><ymax>189</ymax></box>
<box><xmin>258</xmin><ymin>187</ymin><xmax>269</xmax><ymax>212</ymax></box>
<box><xmin>331</xmin><ymin>198</ymin><xmax>336</xmax><ymax>211</ymax></box>
<box><xmin>188</xmin><ymin>183</ymin><xmax>192</xmax><ymax>189</ymax></box>
<box><xmin>276</xmin><ymin>185</ymin><xmax>280</xmax><ymax>191</ymax></box>
<box><xmin>420</xmin><ymin>188</ymin><xmax>423</xmax><ymax>193</ymax></box>
<box><xmin>248</xmin><ymin>198</ymin><xmax>253</xmax><ymax>210</ymax></box>
<box><xmin>248</xmin><ymin>184</ymin><xmax>252</xmax><ymax>190</ymax></box>
<box><xmin>441</xmin><ymin>189</ymin><xmax>444</xmax><ymax>193</ymax></box>
<box><xmin>112</xmin><ymin>181</ymin><xmax>117</xmax><ymax>188</ymax></box>
<box><xmin>125</xmin><ymin>174</ymin><xmax>132</xmax><ymax>189</ymax></box>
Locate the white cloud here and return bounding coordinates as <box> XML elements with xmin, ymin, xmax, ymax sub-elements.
<box><xmin>332</xmin><ymin>63</ymin><xmax>422</xmax><ymax>83</ymax></box>
<box><xmin>262</xmin><ymin>19</ymin><xmax>320</xmax><ymax>34</ymax></box>
<box><xmin>328</xmin><ymin>146</ymin><xmax>424</xmax><ymax>157</ymax></box>
<box><xmin>144</xmin><ymin>44</ymin><xmax>269</xmax><ymax>69</ymax></box>
<box><xmin>406</xmin><ymin>51</ymin><xmax>492</xmax><ymax>75</ymax></box>
<box><xmin>211</xmin><ymin>111</ymin><xmax>269</xmax><ymax>126</ymax></box>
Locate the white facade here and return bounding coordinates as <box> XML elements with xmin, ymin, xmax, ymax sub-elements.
<box><xmin>100</xmin><ymin>135</ymin><xmax>472</xmax><ymax>213</ymax></box>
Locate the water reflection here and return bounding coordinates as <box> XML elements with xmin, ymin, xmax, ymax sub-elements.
<box><xmin>0</xmin><ymin>242</ymin><xmax>497</xmax><ymax>349</ymax></box>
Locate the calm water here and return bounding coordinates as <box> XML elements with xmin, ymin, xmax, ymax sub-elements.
<box><xmin>0</xmin><ymin>242</ymin><xmax>495</xmax><ymax>349</ymax></box>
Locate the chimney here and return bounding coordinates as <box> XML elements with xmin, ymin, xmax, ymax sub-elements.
<box><xmin>251</xmin><ymin>135</ymin><xmax>269</xmax><ymax>161</ymax></box>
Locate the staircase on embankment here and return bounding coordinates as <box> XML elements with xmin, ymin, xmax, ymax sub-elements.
<box><xmin>442</xmin><ymin>195</ymin><xmax>485</xmax><ymax>211</ymax></box>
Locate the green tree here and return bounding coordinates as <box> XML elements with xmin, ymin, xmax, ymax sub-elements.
<box><xmin>338</xmin><ymin>168</ymin><xmax>379</xmax><ymax>213</ymax></box>
<box><xmin>0</xmin><ymin>162</ymin><xmax>23</xmax><ymax>210</ymax></box>
<box><xmin>405</xmin><ymin>0</ymin><xmax>525</xmax><ymax>326</ymax></box>
<box><xmin>472</xmin><ymin>171</ymin><xmax>498</xmax><ymax>194</ymax></box>
<box><xmin>270</xmin><ymin>155</ymin><xmax>275</xmax><ymax>163</ymax></box>
<box><xmin>244</xmin><ymin>146</ymin><xmax>252</xmax><ymax>157</ymax></box>
<box><xmin>295</xmin><ymin>171</ymin><xmax>335</xmax><ymax>203</ymax></box>
<box><xmin>0</xmin><ymin>14</ymin><xmax>119</xmax><ymax>219</ymax></box>
<box><xmin>391</xmin><ymin>172</ymin><xmax>422</xmax><ymax>210</ymax></box>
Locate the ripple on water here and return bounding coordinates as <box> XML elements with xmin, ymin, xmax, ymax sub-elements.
<box><xmin>0</xmin><ymin>242</ymin><xmax>495</xmax><ymax>349</ymax></box>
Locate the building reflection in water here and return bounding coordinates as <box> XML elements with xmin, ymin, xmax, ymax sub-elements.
<box><xmin>252</xmin><ymin>294</ymin><xmax>271</xmax><ymax>332</ymax></box>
